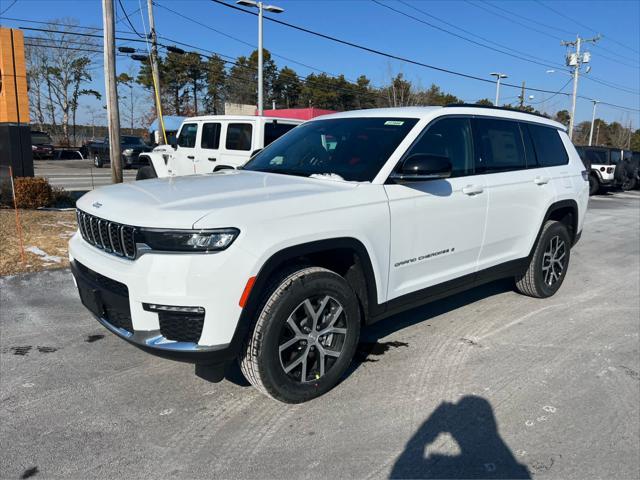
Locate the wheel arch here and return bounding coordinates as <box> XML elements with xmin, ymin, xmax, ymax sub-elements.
<box><xmin>227</xmin><ymin>238</ymin><xmax>382</xmax><ymax>359</ymax></box>
<box><xmin>530</xmin><ymin>199</ymin><xmax>580</xmax><ymax>257</ymax></box>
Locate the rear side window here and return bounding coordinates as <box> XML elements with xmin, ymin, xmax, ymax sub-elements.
<box><xmin>264</xmin><ymin>122</ymin><xmax>297</xmax><ymax>146</ymax></box>
<box><xmin>201</xmin><ymin>123</ymin><xmax>221</xmax><ymax>149</ymax></box>
<box><xmin>226</xmin><ymin>123</ymin><xmax>253</xmax><ymax>151</ymax></box>
<box><xmin>405</xmin><ymin>117</ymin><xmax>474</xmax><ymax>178</ymax></box>
<box><xmin>474</xmin><ymin>119</ymin><xmax>526</xmax><ymax>173</ymax></box>
<box><xmin>177</xmin><ymin>123</ymin><xmax>198</xmax><ymax>148</ymax></box>
<box><xmin>528</xmin><ymin>124</ymin><xmax>569</xmax><ymax>167</ymax></box>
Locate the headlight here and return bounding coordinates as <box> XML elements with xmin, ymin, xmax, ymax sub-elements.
<box><xmin>122</xmin><ymin>148</ymin><xmax>134</xmax><ymax>156</ymax></box>
<box><xmin>137</xmin><ymin>228</ymin><xmax>239</xmax><ymax>252</ymax></box>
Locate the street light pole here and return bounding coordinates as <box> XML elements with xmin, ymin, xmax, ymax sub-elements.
<box><xmin>237</xmin><ymin>0</ymin><xmax>284</xmax><ymax>116</ymax></box>
<box><xmin>588</xmin><ymin>100</ymin><xmax>598</xmax><ymax>146</ymax></box>
<box><xmin>490</xmin><ymin>72</ymin><xmax>508</xmax><ymax>106</ymax></box>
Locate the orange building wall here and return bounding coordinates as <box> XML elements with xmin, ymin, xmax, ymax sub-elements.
<box><xmin>0</xmin><ymin>28</ymin><xmax>30</xmax><ymax>124</ymax></box>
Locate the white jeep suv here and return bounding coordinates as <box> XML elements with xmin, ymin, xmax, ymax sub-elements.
<box><xmin>69</xmin><ymin>106</ymin><xmax>589</xmax><ymax>403</ymax></box>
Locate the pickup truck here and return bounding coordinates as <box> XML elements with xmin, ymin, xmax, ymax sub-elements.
<box><xmin>87</xmin><ymin>135</ymin><xmax>152</xmax><ymax>169</ymax></box>
<box><xmin>136</xmin><ymin>115</ymin><xmax>303</xmax><ymax>179</ymax></box>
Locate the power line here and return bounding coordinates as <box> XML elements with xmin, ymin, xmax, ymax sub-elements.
<box><xmin>372</xmin><ymin>0</ymin><xmax>566</xmax><ymax>71</ymax></box>
<box><xmin>153</xmin><ymin>1</ymin><xmax>353</xmax><ymax>82</ymax></box>
<box><xmin>529</xmin><ymin>77</ymin><xmax>573</xmax><ymax>105</ymax></box>
<box><xmin>476</xmin><ymin>1</ymin><xmax>639</xmax><ymax>68</ymax></box>
<box><xmin>534</xmin><ymin>0</ymin><xmax>640</xmax><ymax>55</ymax></box>
<box><xmin>0</xmin><ymin>0</ymin><xmax>18</xmax><ymax>16</ymax></box>
<box><xmin>209</xmin><ymin>0</ymin><xmax>636</xmax><ymax>104</ymax></box>
<box><xmin>8</xmin><ymin>18</ymin><xmax>640</xmax><ymax>113</ymax></box>
<box><xmin>117</xmin><ymin>0</ymin><xmax>144</xmax><ymax>38</ymax></box>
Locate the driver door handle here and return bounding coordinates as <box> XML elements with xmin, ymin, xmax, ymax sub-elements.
<box><xmin>208</xmin><ymin>157</ymin><xmax>216</xmax><ymax>162</ymax></box>
<box><xmin>462</xmin><ymin>184</ymin><xmax>484</xmax><ymax>196</ymax></box>
<box><xmin>187</xmin><ymin>155</ymin><xmax>195</xmax><ymax>160</ymax></box>
<box><xmin>534</xmin><ymin>176</ymin><xmax>550</xmax><ymax>185</ymax></box>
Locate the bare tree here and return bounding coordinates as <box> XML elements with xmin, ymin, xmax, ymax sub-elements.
<box><xmin>25</xmin><ymin>19</ymin><xmax>101</xmax><ymax>145</ymax></box>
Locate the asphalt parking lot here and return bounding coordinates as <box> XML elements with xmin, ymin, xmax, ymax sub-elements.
<box><xmin>1</xmin><ymin>191</ymin><xmax>639</xmax><ymax>479</ymax></box>
<box><xmin>35</xmin><ymin>159</ymin><xmax>137</xmax><ymax>191</ymax></box>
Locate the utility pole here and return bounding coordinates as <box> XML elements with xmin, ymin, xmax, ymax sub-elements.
<box><xmin>518</xmin><ymin>81</ymin><xmax>526</xmax><ymax>109</ymax></box>
<box><xmin>102</xmin><ymin>0</ymin><xmax>122</xmax><ymax>183</ymax></box>
<box><xmin>588</xmin><ymin>100</ymin><xmax>598</xmax><ymax>146</ymax></box>
<box><xmin>147</xmin><ymin>0</ymin><xmax>164</xmax><ymax>143</ymax></box>
<box><xmin>561</xmin><ymin>34</ymin><xmax>600</xmax><ymax>140</ymax></box>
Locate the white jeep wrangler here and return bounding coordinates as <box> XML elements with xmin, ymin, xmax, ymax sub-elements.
<box><xmin>137</xmin><ymin>115</ymin><xmax>303</xmax><ymax>179</ymax></box>
<box><xmin>70</xmin><ymin>106</ymin><xmax>589</xmax><ymax>403</ymax></box>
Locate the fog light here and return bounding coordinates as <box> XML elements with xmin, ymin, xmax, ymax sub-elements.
<box><xmin>143</xmin><ymin>303</ymin><xmax>205</xmax><ymax>314</ymax></box>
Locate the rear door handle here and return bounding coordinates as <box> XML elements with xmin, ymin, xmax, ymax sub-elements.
<box><xmin>534</xmin><ymin>176</ymin><xmax>550</xmax><ymax>185</ymax></box>
<box><xmin>187</xmin><ymin>155</ymin><xmax>195</xmax><ymax>160</ymax></box>
<box><xmin>462</xmin><ymin>185</ymin><xmax>484</xmax><ymax>195</ymax></box>
<box><xmin>208</xmin><ymin>157</ymin><xmax>216</xmax><ymax>162</ymax></box>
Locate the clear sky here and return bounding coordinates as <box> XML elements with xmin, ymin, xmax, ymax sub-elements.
<box><xmin>2</xmin><ymin>0</ymin><xmax>639</xmax><ymax>127</ymax></box>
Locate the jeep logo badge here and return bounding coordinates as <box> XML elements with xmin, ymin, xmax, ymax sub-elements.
<box><xmin>92</xmin><ymin>201</ymin><xmax>102</xmax><ymax>209</ymax></box>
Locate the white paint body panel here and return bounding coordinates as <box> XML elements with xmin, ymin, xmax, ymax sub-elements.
<box><xmin>69</xmin><ymin>106</ymin><xmax>588</xmax><ymax>349</ymax></box>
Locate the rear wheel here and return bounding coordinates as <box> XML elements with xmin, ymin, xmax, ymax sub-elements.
<box><xmin>621</xmin><ymin>175</ymin><xmax>636</xmax><ymax>191</ymax></box>
<box><xmin>239</xmin><ymin>267</ymin><xmax>360</xmax><ymax>403</ymax></box>
<box><xmin>515</xmin><ymin>220</ymin><xmax>571</xmax><ymax>298</ymax></box>
<box><xmin>588</xmin><ymin>174</ymin><xmax>599</xmax><ymax>195</ymax></box>
<box><xmin>93</xmin><ymin>154</ymin><xmax>103</xmax><ymax>168</ymax></box>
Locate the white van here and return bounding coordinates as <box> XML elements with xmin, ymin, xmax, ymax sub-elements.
<box><xmin>137</xmin><ymin>115</ymin><xmax>303</xmax><ymax>179</ymax></box>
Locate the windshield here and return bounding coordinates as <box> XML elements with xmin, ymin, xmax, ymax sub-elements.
<box><xmin>121</xmin><ymin>136</ymin><xmax>145</xmax><ymax>146</ymax></box>
<box><xmin>243</xmin><ymin>117</ymin><xmax>419</xmax><ymax>182</ymax></box>
<box><xmin>31</xmin><ymin>132</ymin><xmax>52</xmax><ymax>145</ymax></box>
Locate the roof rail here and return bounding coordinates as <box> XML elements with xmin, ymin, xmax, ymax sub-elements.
<box><xmin>444</xmin><ymin>103</ymin><xmax>551</xmax><ymax>120</ymax></box>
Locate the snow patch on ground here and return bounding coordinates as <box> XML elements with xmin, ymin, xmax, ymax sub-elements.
<box><xmin>26</xmin><ymin>246</ymin><xmax>63</xmax><ymax>264</ymax></box>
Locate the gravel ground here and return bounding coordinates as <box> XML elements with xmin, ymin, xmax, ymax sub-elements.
<box><xmin>1</xmin><ymin>191</ymin><xmax>638</xmax><ymax>480</ymax></box>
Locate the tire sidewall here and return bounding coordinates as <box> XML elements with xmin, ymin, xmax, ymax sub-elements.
<box><xmin>257</xmin><ymin>271</ymin><xmax>360</xmax><ymax>403</ymax></box>
<box><xmin>94</xmin><ymin>154</ymin><xmax>102</xmax><ymax>168</ymax></box>
<box><xmin>588</xmin><ymin>175</ymin><xmax>599</xmax><ymax>195</ymax></box>
<box><xmin>533</xmin><ymin>222</ymin><xmax>571</xmax><ymax>297</ymax></box>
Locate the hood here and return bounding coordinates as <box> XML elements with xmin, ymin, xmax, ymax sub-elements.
<box><xmin>76</xmin><ymin>170</ymin><xmax>359</xmax><ymax>229</ymax></box>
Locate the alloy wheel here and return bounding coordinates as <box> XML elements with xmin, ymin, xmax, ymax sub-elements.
<box><xmin>278</xmin><ymin>295</ymin><xmax>347</xmax><ymax>383</ymax></box>
<box><xmin>542</xmin><ymin>235</ymin><xmax>566</xmax><ymax>286</ymax></box>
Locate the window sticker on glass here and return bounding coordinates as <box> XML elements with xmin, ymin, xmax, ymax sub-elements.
<box><xmin>384</xmin><ymin>120</ymin><xmax>405</xmax><ymax>126</ymax></box>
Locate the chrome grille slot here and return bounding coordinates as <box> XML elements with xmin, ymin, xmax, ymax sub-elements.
<box><xmin>77</xmin><ymin>209</ymin><xmax>137</xmax><ymax>259</ymax></box>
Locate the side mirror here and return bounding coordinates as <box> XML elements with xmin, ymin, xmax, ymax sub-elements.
<box><xmin>390</xmin><ymin>153</ymin><xmax>452</xmax><ymax>181</ymax></box>
<box><xmin>250</xmin><ymin>148</ymin><xmax>262</xmax><ymax>158</ymax></box>
<box><xmin>170</xmin><ymin>142</ymin><xmax>178</xmax><ymax>150</ymax></box>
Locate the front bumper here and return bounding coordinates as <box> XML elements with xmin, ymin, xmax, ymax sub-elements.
<box><xmin>69</xmin><ymin>231</ymin><xmax>258</xmax><ymax>360</ymax></box>
<box><xmin>70</xmin><ymin>259</ymin><xmax>232</xmax><ymax>365</ymax></box>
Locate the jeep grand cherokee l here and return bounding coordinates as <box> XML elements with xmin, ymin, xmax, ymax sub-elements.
<box><xmin>69</xmin><ymin>106</ymin><xmax>589</xmax><ymax>403</ymax></box>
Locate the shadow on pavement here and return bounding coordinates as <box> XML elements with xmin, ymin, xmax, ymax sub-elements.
<box><xmin>390</xmin><ymin>396</ymin><xmax>531</xmax><ymax>479</ymax></box>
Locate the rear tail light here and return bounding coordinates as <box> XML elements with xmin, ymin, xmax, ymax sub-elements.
<box><xmin>581</xmin><ymin>170</ymin><xmax>589</xmax><ymax>181</ymax></box>
<box><xmin>600</xmin><ymin>167</ymin><xmax>606</xmax><ymax>172</ymax></box>
<box><xmin>607</xmin><ymin>167</ymin><xmax>614</xmax><ymax>174</ymax></box>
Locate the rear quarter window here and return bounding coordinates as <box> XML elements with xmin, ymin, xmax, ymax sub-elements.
<box><xmin>226</xmin><ymin>123</ymin><xmax>253</xmax><ymax>151</ymax></box>
<box><xmin>527</xmin><ymin>124</ymin><xmax>569</xmax><ymax>167</ymax></box>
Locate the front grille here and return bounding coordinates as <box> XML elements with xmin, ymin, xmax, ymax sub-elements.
<box><xmin>158</xmin><ymin>312</ymin><xmax>205</xmax><ymax>343</ymax></box>
<box><xmin>77</xmin><ymin>209</ymin><xmax>136</xmax><ymax>259</ymax></box>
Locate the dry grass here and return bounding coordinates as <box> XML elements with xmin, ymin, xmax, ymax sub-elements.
<box><xmin>0</xmin><ymin>208</ymin><xmax>77</xmax><ymax>276</ymax></box>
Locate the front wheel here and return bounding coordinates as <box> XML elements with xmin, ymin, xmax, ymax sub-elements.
<box><xmin>515</xmin><ymin>220</ymin><xmax>571</xmax><ymax>298</ymax></box>
<box><xmin>240</xmin><ymin>267</ymin><xmax>360</xmax><ymax>403</ymax></box>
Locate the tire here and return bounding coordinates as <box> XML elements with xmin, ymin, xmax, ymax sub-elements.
<box><xmin>93</xmin><ymin>154</ymin><xmax>103</xmax><ymax>168</ymax></box>
<box><xmin>136</xmin><ymin>165</ymin><xmax>157</xmax><ymax>180</ymax></box>
<box><xmin>588</xmin><ymin>174</ymin><xmax>599</xmax><ymax>196</ymax></box>
<box><xmin>239</xmin><ymin>266</ymin><xmax>361</xmax><ymax>403</ymax></box>
<box><xmin>515</xmin><ymin>220</ymin><xmax>571</xmax><ymax>299</ymax></box>
<box><xmin>621</xmin><ymin>175</ymin><xmax>636</xmax><ymax>191</ymax></box>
